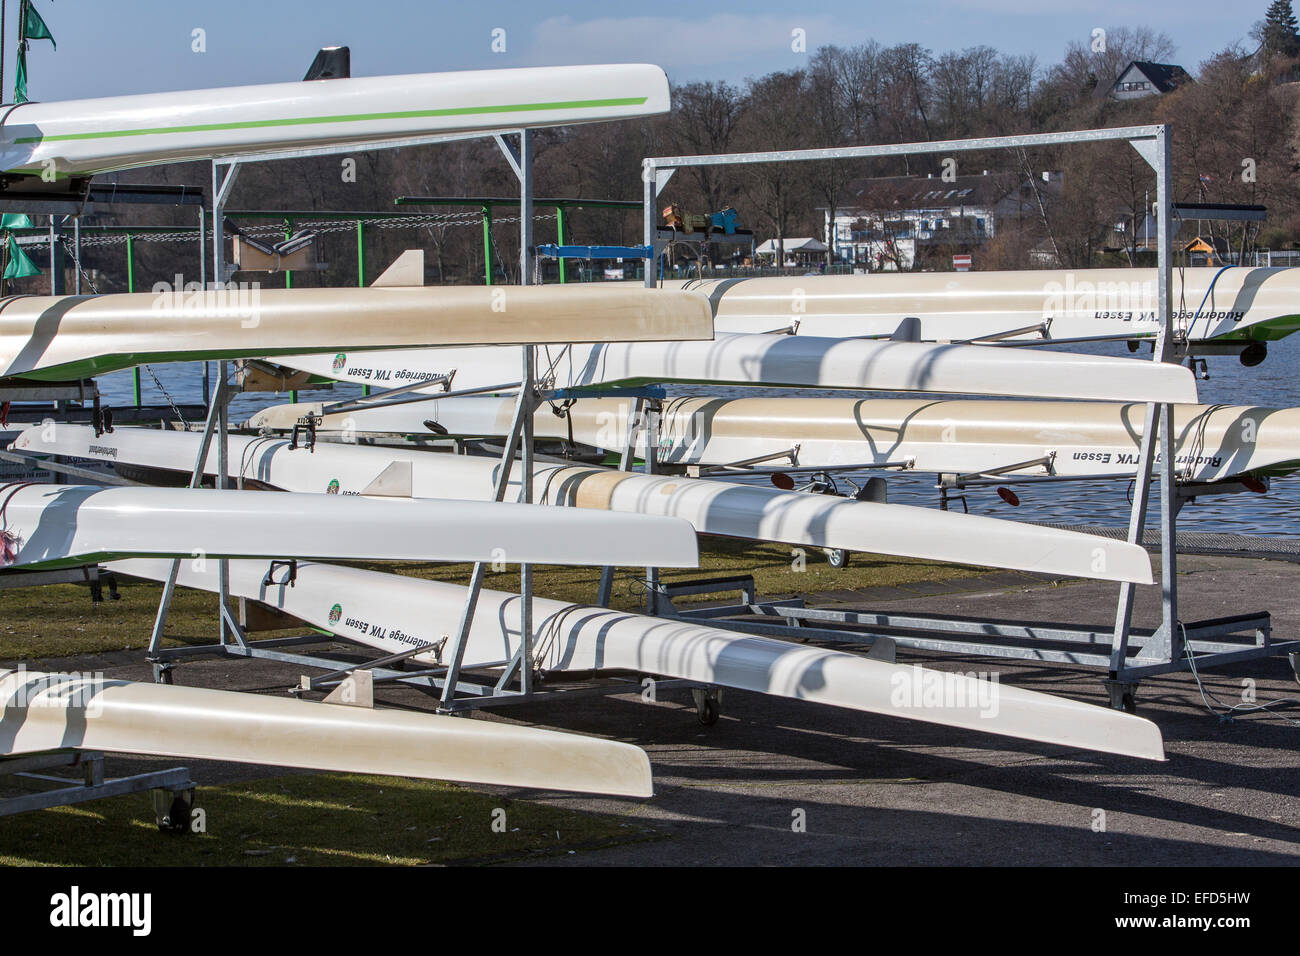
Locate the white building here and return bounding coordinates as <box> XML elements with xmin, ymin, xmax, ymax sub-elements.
<box><xmin>822</xmin><ymin>171</ymin><xmax>1061</xmax><ymax>271</ymax></box>
<box><xmin>1109</xmin><ymin>61</ymin><xmax>1190</xmax><ymax>101</ymax></box>
<box><xmin>754</xmin><ymin>237</ymin><xmax>828</xmax><ymax>266</ymax></box>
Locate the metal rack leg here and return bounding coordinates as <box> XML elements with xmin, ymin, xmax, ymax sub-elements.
<box><xmin>597</xmin><ymin>396</ymin><xmax>646</xmax><ymax>607</ymax></box>
<box><xmin>147</xmin><ymin>373</ymin><xmax>228</xmax><ymax>663</ymax></box>
<box><xmin>1110</xmin><ymin>401</ymin><xmax>1160</xmax><ymax>676</ymax></box>
<box><xmin>643</xmin><ymin>401</ymin><xmax>662</xmax><ymax>614</ymax></box>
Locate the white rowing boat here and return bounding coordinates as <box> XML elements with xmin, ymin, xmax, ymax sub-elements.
<box><xmin>15</xmin><ymin>425</ymin><xmax>1153</xmax><ymax>584</ymax></box>
<box><xmin>0</xmin><ymin>667</ymin><xmax>652</xmax><ymax>796</ymax></box>
<box><xmin>0</xmin><ymin>481</ymin><xmax>698</xmax><ymax>570</ymax></box>
<box><xmin>658</xmin><ymin>270</ymin><xmax>1300</xmax><ymax>356</ymax></box>
<box><xmin>0</xmin><ymin>64</ymin><xmax>669</xmax><ymax>175</ymax></box>
<box><xmin>110</xmin><ymin>557</ymin><xmax>1165</xmax><ymax>762</ymax></box>
<box><xmin>248</xmin><ymin>394</ymin><xmax>1300</xmax><ymax>483</ymax></box>
<box><xmin>278</xmin><ymin>331</ymin><xmax>1197</xmax><ymax>403</ymax></box>
<box><xmin>0</xmin><ymin>285</ymin><xmax>712</xmax><ymax>382</ymax></box>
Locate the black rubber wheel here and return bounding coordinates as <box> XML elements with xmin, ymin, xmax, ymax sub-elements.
<box><xmin>825</xmin><ymin>548</ymin><xmax>850</xmax><ymax>570</ymax></box>
<box><xmin>1240</xmin><ymin>342</ymin><xmax>1267</xmax><ymax>367</ymax></box>
<box><xmin>697</xmin><ymin>696</ymin><xmax>719</xmax><ymax>726</ymax></box>
<box><xmin>155</xmin><ymin>790</ymin><xmax>194</xmax><ymax>835</ymax></box>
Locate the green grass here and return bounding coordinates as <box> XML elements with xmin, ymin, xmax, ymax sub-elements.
<box><xmin>0</xmin><ymin>539</ymin><xmax>986</xmax><ymax>867</ymax></box>
<box><xmin>355</xmin><ymin>535</ymin><xmax>989</xmax><ymax>611</ymax></box>
<box><xmin>0</xmin><ymin>773</ymin><xmax>655</xmax><ymax>866</ymax></box>
<box><xmin>0</xmin><ymin>579</ymin><xmax>301</xmax><ymax>663</ymax></box>
<box><xmin>0</xmin><ymin>538</ymin><xmax>986</xmax><ymax>663</ymax></box>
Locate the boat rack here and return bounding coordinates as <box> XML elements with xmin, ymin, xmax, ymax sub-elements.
<box><xmin>0</xmin><ymin>564</ymin><xmax>118</xmax><ymax>603</ymax></box>
<box><xmin>634</xmin><ymin>125</ymin><xmax>1300</xmax><ymax>710</ymax></box>
<box><xmin>0</xmin><ymin>750</ymin><xmax>195</xmax><ymax>831</ymax></box>
<box><xmin>140</xmin><ymin>135</ymin><xmax>721</xmax><ymax>722</ymax></box>
<box><xmin>144</xmin><ymin>124</ymin><xmax>1300</xmax><ymax>720</ymax></box>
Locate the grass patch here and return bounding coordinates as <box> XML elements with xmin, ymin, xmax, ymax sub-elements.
<box><xmin>0</xmin><ymin>539</ymin><xmax>985</xmax><ymax>662</ymax></box>
<box><xmin>0</xmin><ymin>773</ymin><xmax>656</xmax><ymax>866</ymax></box>
<box><xmin>0</xmin><ymin>579</ymin><xmax>302</xmax><ymax>663</ymax></box>
<box><xmin>360</xmin><ymin>535</ymin><xmax>988</xmax><ymax>611</ymax></box>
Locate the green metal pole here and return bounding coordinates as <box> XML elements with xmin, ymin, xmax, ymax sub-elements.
<box><xmin>356</xmin><ymin>220</ymin><xmax>366</xmax><ymax>287</ymax></box>
<box><xmin>283</xmin><ymin>218</ymin><xmax>294</xmax><ymax>289</ymax></box>
<box><xmin>285</xmin><ymin>219</ymin><xmax>297</xmax><ymax>402</ymax></box>
<box><xmin>555</xmin><ymin>205</ymin><xmax>566</xmax><ymax>284</ymax></box>
<box><xmin>358</xmin><ymin>220</ymin><xmax>369</xmax><ymax>396</ymax></box>
<box><xmin>128</xmin><ymin>233</ymin><xmax>141</xmax><ymax>407</ymax></box>
<box><xmin>481</xmin><ymin>205</ymin><xmax>493</xmax><ymax>286</ymax></box>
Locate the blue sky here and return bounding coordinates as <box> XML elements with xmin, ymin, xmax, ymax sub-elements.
<box><xmin>10</xmin><ymin>0</ymin><xmax>1264</xmax><ymax>100</ymax></box>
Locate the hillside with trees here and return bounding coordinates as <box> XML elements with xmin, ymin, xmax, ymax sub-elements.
<box><xmin>17</xmin><ymin>3</ymin><xmax>1300</xmax><ymax>290</ymax></box>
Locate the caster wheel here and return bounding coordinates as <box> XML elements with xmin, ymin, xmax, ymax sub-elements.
<box><xmin>690</xmin><ymin>687</ymin><xmax>721</xmax><ymax>726</ymax></box>
<box><xmin>1240</xmin><ymin>342</ymin><xmax>1267</xmax><ymax>367</ymax></box>
<box><xmin>1104</xmin><ymin>680</ymin><xmax>1139</xmax><ymax>714</ymax></box>
<box><xmin>825</xmin><ymin>548</ymin><xmax>850</xmax><ymax>570</ymax></box>
<box><xmin>152</xmin><ymin>788</ymin><xmax>194</xmax><ymax>835</ymax></box>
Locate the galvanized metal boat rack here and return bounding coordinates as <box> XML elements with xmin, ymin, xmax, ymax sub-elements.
<box><xmin>639</xmin><ymin>125</ymin><xmax>1300</xmax><ymax>711</ymax></box>
<box><xmin>140</xmin><ymin>134</ymin><xmax>721</xmax><ymax>721</ymax></box>
<box><xmin>0</xmin><ymin>750</ymin><xmax>195</xmax><ymax>830</ymax></box>
<box><xmin>142</xmin><ymin>124</ymin><xmax>1300</xmax><ymax>719</ymax></box>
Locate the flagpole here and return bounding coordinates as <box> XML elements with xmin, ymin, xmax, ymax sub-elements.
<box><xmin>15</xmin><ymin>0</ymin><xmax>23</xmax><ymax>104</ymax></box>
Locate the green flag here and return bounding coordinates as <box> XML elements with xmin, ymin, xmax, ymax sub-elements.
<box><xmin>24</xmin><ymin>2</ymin><xmax>56</xmax><ymax>50</ymax></box>
<box><xmin>14</xmin><ymin>44</ymin><xmax>28</xmax><ymax>104</ymax></box>
<box><xmin>3</xmin><ymin>236</ymin><xmax>42</xmax><ymax>279</ymax></box>
<box><xmin>0</xmin><ymin>214</ymin><xmax>33</xmax><ymax>230</ymax></box>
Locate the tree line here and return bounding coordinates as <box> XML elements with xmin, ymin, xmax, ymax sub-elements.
<box><xmin>24</xmin><ymin>7</ymin><xmax>1300</xmax><ymax>292</ymax></box>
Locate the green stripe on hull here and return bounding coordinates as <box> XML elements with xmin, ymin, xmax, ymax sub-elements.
<box><xmin>10</xmin><ymin>96</ymin><xmax>649</xmax><ymax>146</ymax></box>
<box><xmin>1207</xmin><ymin>314</ymin><xmax>1300</xmax><ymax>342</ymax></box>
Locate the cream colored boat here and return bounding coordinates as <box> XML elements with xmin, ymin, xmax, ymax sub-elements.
<box><xmin>0</xmin><ymin>285</ymin><xmax>712</xmax><ymax>382</ymax></box>
<box><xmin>661</xmin><ymin>270</ymin><xmax>1300</xmax><ymax>358</ymax></box>
<box><xmin>0</xmin><ymin>667</ymin><xmax>653</xmax><ymax>796</ymax></box>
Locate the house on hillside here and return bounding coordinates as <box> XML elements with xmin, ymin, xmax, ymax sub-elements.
<box><xmin>821</xmin><ymin>170</ymin><xmax>1061</xmax><ymax>271</ymax></box>
<box><xmin>1109</xmin><ymin>61</ymin><xmax>1191</xmax><ymax>100</ymax></box>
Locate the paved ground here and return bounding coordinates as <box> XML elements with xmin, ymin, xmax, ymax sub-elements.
<box><xmin>12</xmin><ymin>552</ymin><xmax>1300</xmax><ymax>866</ymax></box>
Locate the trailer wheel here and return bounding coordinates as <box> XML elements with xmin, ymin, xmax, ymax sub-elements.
<box><xmin>1104</xmin><ymin>680</ymin><xmax>1139</xmax><ymax>714</ymax></box>
<box><xmin>152</xmin><ymin>788</ymin><xmax>194</xmax><ymax>835</ymax></box>
<box><xmin>825</xmin><ymin>548</ymin><xmax>850</xmax><ymax>570</ymax></box>
<box><xmin>691</xmin><ymin>688</ymin><xmax>721</xmax><ymax>726</ymax></box>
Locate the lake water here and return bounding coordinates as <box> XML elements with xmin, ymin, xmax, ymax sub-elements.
<box><xmin>93</xmin><ymin>335</ymin><xmax>1300</xmax><ymax>538</ymax></box>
